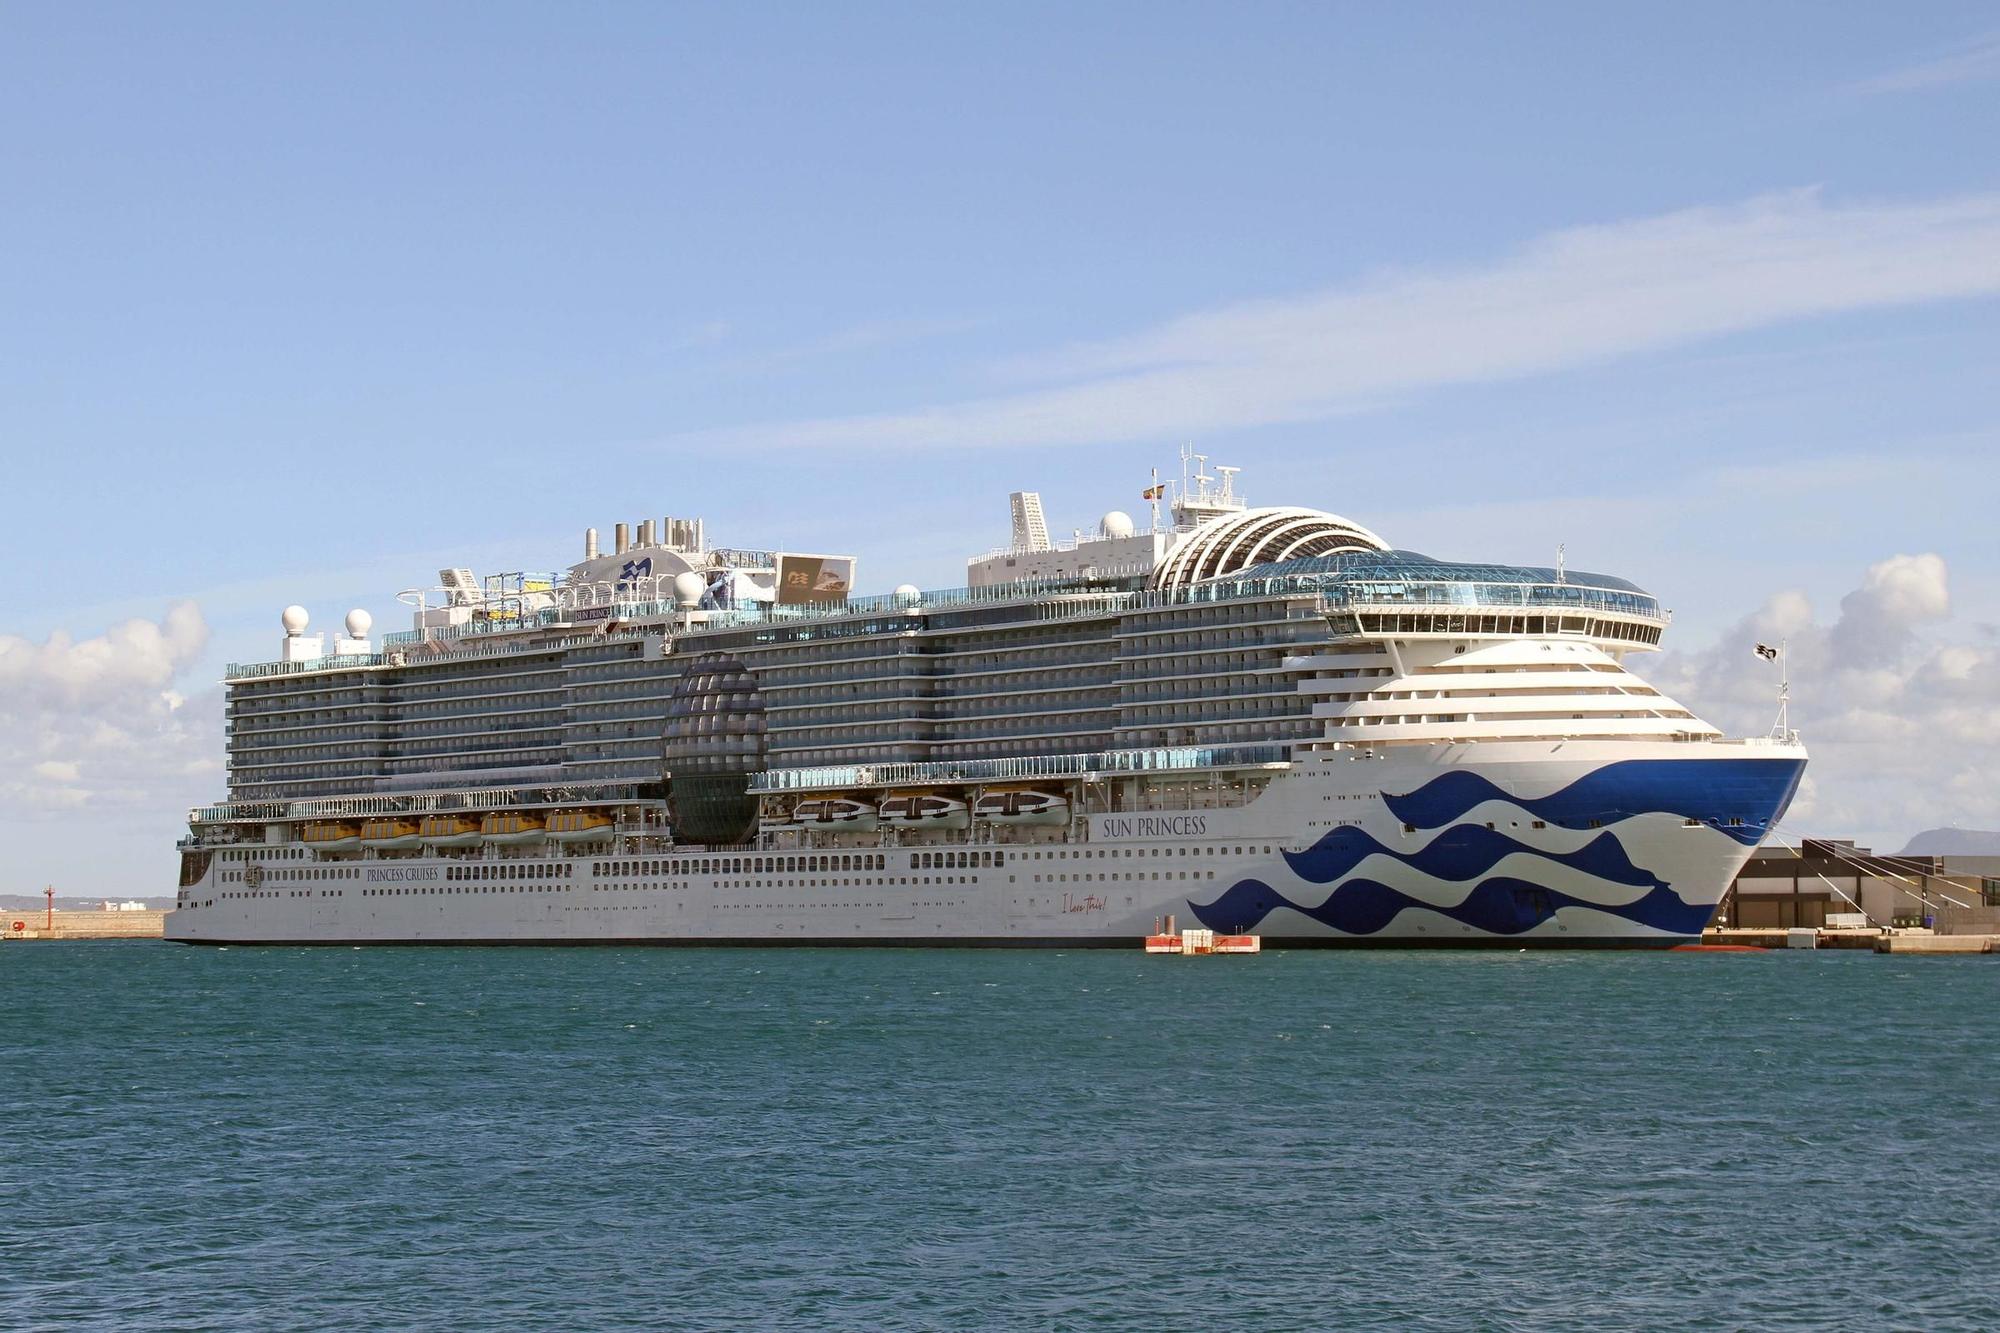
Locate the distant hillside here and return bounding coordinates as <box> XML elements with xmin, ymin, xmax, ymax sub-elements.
<box><xmin>1897</xmin><ymin>828</ymin><xmax>2000</xmax><ymax>857</ymax></box>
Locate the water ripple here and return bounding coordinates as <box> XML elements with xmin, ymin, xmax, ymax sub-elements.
<box><xmin>0</xmin><ymin>943</ymin><xmax>1994</xmax><ymax>1330</ymax></box>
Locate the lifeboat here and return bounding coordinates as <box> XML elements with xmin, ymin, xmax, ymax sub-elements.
<box><xmin>418</xmin><ymin>814</ymin><xmax>484</xmax><ymax>848</ymax></box>
<box><xmin>546</xmin><ymin>809</ymin><xmax>616</xmax><ymax>844</ymax></box>
<box><xmin>792</xmin><ymin>796</ymin><xmax>879</xmax><ymax>831</ymax></box>
<box><xmin>359</xmin><ymin>817</ymin><xmax>423</xmax><ymax>851</ymax></box>
<box><xmin>973</xmin><ymin>789</ymin><xmax>1069</xmax><ymax>826</ymax></box>
<box><xmin>480</xmin><ymin>811</ymin><xmax>548</xmax><ymax>845</ymax></box>
<box><xmin>879</xmin><ymin>791</ymin><xmax>970</xmax><ymax>830</ymax></box>
<box><xmin>301</xmin><ymin>820</ymin><xmax>361</xmax><ymax>847</ymax></box>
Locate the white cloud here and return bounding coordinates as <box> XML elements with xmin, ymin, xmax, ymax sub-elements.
<box><xmin>0</xmin><ymin>603</ymin><xmax>221</xmax><ymax>821</ymax></box>
<box><xmin>670</xmin><ymin>189</ymin><xmax>2000</xmax><ymax>453</ymax></box>
<box><xmin>1853</xmin><ymin>32</ymin><xmax>2000</xmax><ymax>94</ymax></box>
<box><xmin>1639</xmin><ymin>554</ymin><xmax>2000</xmax><ymax>849</ymax></box>
<box><xmin>0</xmin><ymin>600</ymin><xmax>207</xmax><ymax>705</ymax></box>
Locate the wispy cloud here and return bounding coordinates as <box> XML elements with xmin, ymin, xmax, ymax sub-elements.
<box><xmin>1853</xmin><ymin>31</ymin><xmax>2000</xmax><ymax>94</ymax></box>
<box><xmin>661</xmin><ymin>319</ymin><xmax>735</xmax><ymax>354</ymax></box>
<box><xmin>669</xmin><ymin>189</ymin><xmax>2000</xmax><ymax>454</ymax></box>
<box><xmin>652</xmin><ymin>316</ymin><xmax>980</xmax><ymax>381</ymax></box>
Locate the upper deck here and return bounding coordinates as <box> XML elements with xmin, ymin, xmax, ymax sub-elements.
<box><xmin>208</xmin><ymin>458</ymin><xmax>1685</xmax><ymax>819</ymax></box>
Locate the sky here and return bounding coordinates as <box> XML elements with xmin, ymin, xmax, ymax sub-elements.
<box><xmin>3</xmin><ymin>3</ymin><xmax>1998</xmax><ymax>892</ymax></box>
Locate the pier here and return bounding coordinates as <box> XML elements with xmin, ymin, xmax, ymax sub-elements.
<box><xmin>1702</xmin><ymin>927</ymin><xmax>1995</xmax><ymax>954</ymax></box>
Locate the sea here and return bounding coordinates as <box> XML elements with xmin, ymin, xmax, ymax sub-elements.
<box><xmin>3</xmin><ymin>943</ymin><xmax>1996</xmax><ymax>1331</ymax></box>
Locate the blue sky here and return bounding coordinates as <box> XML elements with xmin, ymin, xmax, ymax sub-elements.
<box><xmin>4</xmin><ymin>4</ymin><xmax>1998</xmax><ymax>891</ymax></box>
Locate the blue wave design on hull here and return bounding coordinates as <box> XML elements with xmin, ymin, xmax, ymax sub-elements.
<box><xmin>1191</xmin><ymin>875</ymin><xmax>1714</xmax><ymax>938</ymax></box>
<box><xmin>1283</xmin><ymin>824</ymin><xmax>1664</xmax><ymax>889</ymax></box>
<box><xmin>1383</xmin><ymin>758</ymin><xmax>1806</xmax><ymax>846</ymax></box>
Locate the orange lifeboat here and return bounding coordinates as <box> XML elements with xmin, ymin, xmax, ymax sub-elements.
<box><xmin>360</xmin><ymin>817</ymin><xmax>423</xmax><ymax>850</ymax></box>
<box><xmin>546</xmin><ymin>809</ymin><xmax>616</xmax><ymax>844</ymax></box>
<box><xmin>301</xmin><ymin>820</ymin><xmax>360</xmax><ymax>847</ymax></box>
<box><xmin>480</xmin><ymin>811</ymin><xmax>548</xmax><ymax>845</ymax></box>
<box><xmin>418</xmin><ymin>814</ymin><xmax>484</xmax><ymax>848</ymax></box>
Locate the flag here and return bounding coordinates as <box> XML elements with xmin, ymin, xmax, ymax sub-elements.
<box><xmin>1141</xmin><ymin>483</ymin><xmax>1166</xmax><ymax>500</ymax></box>
<box><xmin>1755</xmin><ymin>643</ymin><xmax>1779</xmax><ymax>660</ymax></box>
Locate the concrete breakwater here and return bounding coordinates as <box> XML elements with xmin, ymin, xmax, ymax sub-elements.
<box><xmin>3</xmin><ymin>911</ymin><xmax>165</xmax><ymax>941</ymax></box>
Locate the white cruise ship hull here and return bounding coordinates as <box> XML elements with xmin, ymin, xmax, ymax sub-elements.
<box><xmin>168</xmin><ymin>740</ymin><xmax>1805</xmax><ymax>948</ymax></box>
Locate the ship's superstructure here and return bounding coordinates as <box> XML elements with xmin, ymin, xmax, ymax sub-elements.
<box><xmin>170</xmin><ymin>453</ymin><xmax>1805</xmax><ymax>946</ymax></box>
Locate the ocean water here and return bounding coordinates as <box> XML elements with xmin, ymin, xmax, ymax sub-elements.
<box><xmin>3</xmin><ymin>944</ymin><xmax>1996</xmax><ymax>1331</ymax></box>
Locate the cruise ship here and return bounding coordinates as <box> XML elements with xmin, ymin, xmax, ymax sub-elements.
<box><xmin>168</xmin><ymin>455</ymin><xmax>1806</xmax><ymax>947</ymax></box>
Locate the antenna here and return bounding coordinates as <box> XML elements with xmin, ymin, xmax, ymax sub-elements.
<box><xmin>1215</xmin><ymin>465</ymin><xmax>1239</xmax><ymax>505</ymax></box>
<box><xmin>1555</xmin><ymin>543</ymin><xmax>1566</xmax><ymax>586</ymax></box>
<box><xmin>1773</xmin><ymin>637</ymin><xmax>1791</xmax><ymax>740</ymax></box>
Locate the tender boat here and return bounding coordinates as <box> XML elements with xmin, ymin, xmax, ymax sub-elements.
<box><xmin>793</xmin><ymin>796</ymin><xmax>879</xmax><ymax>831</ymax></box>
<box><xmin>879</xmin><ymin>792</ymin><xmax>971</xmax><ymax>829</ymax></box>
<box><xmin>973</xmin><ymin>789</ymin><xmax>1069</xmax><ymax>826</ymax></box>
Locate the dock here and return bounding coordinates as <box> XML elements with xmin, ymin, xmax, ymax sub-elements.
<box><xmin>1702</xmin><ymin>926</ymin><xmax>1995</xmax><ymax>955</ymax></box>
<box><xmin>1871</xmin><ymin>934</ymin><xmax>1995</xmax><ymax>955</ymax></box>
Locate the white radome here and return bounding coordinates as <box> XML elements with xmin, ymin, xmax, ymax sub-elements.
<box><xmin>345</xmin><ymin>608</ymin><xmax>373</xmax><ymax>638</ymax></box>
<box><xmin>672</xmin><ymin>571</ymin><xmax>707</xmax><ymax>608</ymax></box>
<box><xmin>282</xmin><ymin>605</ymin><xmax>310</xmax><ymax>635</ymax></box>
<box><xmin>1099</xmin><ymin>510</ymin><xmax>1136</xmax><ymax>540</ymax></box>
<box><xmin>894</xmin><ymin>583</ymin><xmax>922</xmax><ymax>602</ymax></box>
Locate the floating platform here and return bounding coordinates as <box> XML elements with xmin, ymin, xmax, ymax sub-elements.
<box><xmin>1144</xmin><ymin>929</ymin><xmax>1260</xmax><ymax>955</ymax></box>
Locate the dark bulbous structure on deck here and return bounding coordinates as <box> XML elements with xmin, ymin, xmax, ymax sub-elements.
<box><xmin>661</xmin><ymin>654</ymin><xmax>766</xmax><ymax>846</ymax></box>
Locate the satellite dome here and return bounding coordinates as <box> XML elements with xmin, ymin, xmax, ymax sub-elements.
<box><xmin>1099</xmin><ymin>510</ymin><xmax>1136</xmax><ymax>540</ymax></box>
<box><xmin>281</xmin><ymin>605</ymin><xmax>309</xmax><ymax>635</ymax></box>
<box><xmin>672</xmin><ymin>571</ymin><xmax>706</xmax><ymax>608</ymax></box>
<box><xmin>893</xmin><ymin>583</ymin><xmax>921</xmax><ymax>602</ymax></box>
<box><xmin>344</xmin><ymin>608</ymin><xmax>373</xmax><ymax>638</ymax></box>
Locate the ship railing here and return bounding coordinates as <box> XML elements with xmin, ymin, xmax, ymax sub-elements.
<box><xmin>748</xmin><ymin>743</ymin><xmax>1289</xmax><ymax>793</ymax></box>
<box><xmin>190</xmin><ymin>781</ymin><xmax>662</xmax><ymax>824</ymax></box>
<box><xmin>227</xmin><ymin>568</ymin><xmax>1666</xmax><ymax>678</ymax></box>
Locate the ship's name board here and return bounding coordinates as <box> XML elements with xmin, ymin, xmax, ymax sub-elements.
<box><xmin>1093</xmin><ymin>813</ymin><xmax>1210</xmax><ymax>840</ymax></box>
<box><xmin>366</xmin><ymin>867</ymin><xmax>442</xmax><ymax>883</ymax></box>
